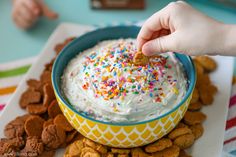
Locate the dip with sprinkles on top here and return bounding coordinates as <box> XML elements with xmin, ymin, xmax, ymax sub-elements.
<box><xmin>61</xmin><ymin>39</ymin><xmax>188</xmax><ymax>123</ymax></box>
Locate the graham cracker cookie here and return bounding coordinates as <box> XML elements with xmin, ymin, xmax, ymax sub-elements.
<box><xmin>183</xmin><ymin>111</ymin><xmax>206</xmax><ymax>125</ymax></box>
<box><xmin>53</xmin><ymin>114</ymin><xmax>74</xmax><ymax>132</ymax></box>
<box><xmin>173</xmin><ymin>133</ymin><xmax>195</xmax><ymax>149</ymax></box>
<box><xmin>24</xmin><ymin>115</ymin><xmax>45</xmax><ymax>137</ymax></box>
<box><xmin>145</xmin><ymin>138</ymin><xmax>172</xmax><ymax>153</ymax></box>
<box><xmin>41</xmin><ymin>124</ymin><xmax>66</xmax><ymax>149</ymax></box>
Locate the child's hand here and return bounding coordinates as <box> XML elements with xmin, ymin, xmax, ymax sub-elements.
<box><xmin>137</xmin><ymin>1</ymin><xmax>228</xmax><ymax>56</ymax></box>
<box><xmin>12</xmin><ymin>0</ymin><xmax>58</xmax><ymax>29</ymax></box>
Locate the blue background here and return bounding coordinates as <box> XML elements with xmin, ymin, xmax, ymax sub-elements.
<box><xmin>1</xmin><ymin>0</ymin><xmax>236</xmax><ymax>63</ymax></box>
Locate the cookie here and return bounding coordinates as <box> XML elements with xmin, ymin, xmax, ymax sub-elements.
<box><xmin>27</xmin><ymin>79</ymin><xmax>42</xmax><ymax>91</ymax></box>
<box><xmin>0</xmin><ymin>142</ymin><xmax>17</xmax><ymax>157</ymax></box>
<box><xmin>198</xmin><ymin>85</ymin><xmax>215</xmax><ymax>105</ymax></box>
<box><xmin>41</xmin><ymin>124</ymin><xmax>66</xmax><ymax>149</ymax></box>
<box><xmin>190</xmin><ymin>88</ymin><xmax>199</xmax><ymax>104</ymax></box>
<box><xmin>195</xmin><ymin>56</ymin><xmax>217</xmax><ymax>72</ymax></box>
<box><xmin>48</xmin><ymin>100</ymin><xmax>62</xmax><ymax>118</ymax></box>
<box><xmin>21</xmin><ymin>136</ymin><xmax>44</xmax><ymax>156</ymax></box>
<box><xmin>196</xmin><ymin>74</ymin><xmax>210</xmax><ymax>88</ymax></box>
<box><xmin>189</xmin><ymin>124</ymin><xmax>204</xmax><ymax>140</ymax></box>
<box><xmin>175</xmin><ymin>122</ymin><xmax>188</xmax><ymax>129</ymax></box>
<box><xmin>43</xmin><ymin>119</ymin><xmax>54</xmax><ymax>129</ymax></box>
<box><xmin>145</xmin><ymin>138</ymin><xmax>172</xmax><ymax>153</ymax></box>
<box><xmin>188</xmin><ymin>101</ymin><xmax>202</xmax><ymax>111</ymax></box>
<box><xmin>133</xmin><ymin>52</ymin><xmax>149</xmax><ymax>66</ymax></box>
<box><xmin>53</xmin><ymin>114</ymin><xmax>74</xmax><ymax>132</ymax></box>
<box><xmin>44</xmin><ymin>59</ymin><xmax>55</xmax><ymax>72</ymax></box>
<box><xmin>183</xmin><ymin>111</ymin><xmax>206</xmax><ymax>125</ymax></box>
<box><xmin>151</xmin><ymin>145</ymin><xmax>180</xmax><ymax>157</ymax></box>
<box><xmin>179</xmin><ymin>149</ymin><xmax>192</xmax><ymax>157</ymax></box>
<box><xmin>83</xmin><ymin>138</ymin><xmax>107</xmax><ymax>154</ymax></box>
<box><xmin>64</xmin><ymin>139</ymin><xmax>84</xmax><ymax>157</ymax></box>
<box><xmin>54</xmin><ymin>37</ymin><xmax>75</xmax><ymax>55</ymax></box>
<box><xmin>111</xmin><ymin>148</ymin><xmax>130</xmax><ymax>154</ymax></box>
<box><xmin>4</xmin><ymin>115</ymin><xmax>29</xmax><ymax>138</ymax></box>
<box><xmin>96</xmin><ymin>144</ymin><xmax>108</xmax><ymax>154</ymax></box>
<box><xmin>19</xmin><ymin>89</ymin><xmax>41</xmax><ymax>108</ymax></box>
<box><xmin>117</xmin><ymin>154</ymin><xmax>129</xmax><ymax>157</ymax></box>
<box><xmin>168</xmin><ymin>127</ymin><xmax>192</xmax><ymax>140</ymax></box>
<box><xmin>24</xmin><ymin>116</ymin><xmax>44</xmax><ymax>137</ymax></box>
<box><xmin>193</xmin><ymin>59</ymin><xmax>204</xmax><ymax>75</ymax></box>
<box><xmin>43</xmin><ymin>83</ymin><xmax>55</xmax><ymax>107</ymax></box>
<box><xmin>40</xmin><ymin>70</ymin><xmax>52</xmax><ymax>85</ymax></box>
<box><xmin>131</xmin><ymin>148</ymin><xmax>149</xmax><ymax>157</ymax></box>
<box><xmin>80</xmin><ymin>147</ymin><xmax>100</xmax><ymax>157</ymax></box>
<box><xmin>0</xmin><ymin>137</ymin><xmax>25</xmax><ymax>151</ymax></box>
<box><xmin>105</xmin><ymin>153</ymin><xmax>115</xmax><ymax>157</ymax></box>
<box><xmin>83</xmin><ymin>138</ymin><xmax>96</xmax><ymax>149</ymax></box>
<box><xmin>38</xmin><ymin>150</ymin><xmax>55</xmax><ymax>157</ymax></box>
<box><xmin>173</xmin><ymin>133</ymin><xmax>195</xmax><ymax>149</ymax></box>
<box><xmin>26</xmin><ymin>104</ymin><xmax>47</xmax><ymax>115</ymax></box>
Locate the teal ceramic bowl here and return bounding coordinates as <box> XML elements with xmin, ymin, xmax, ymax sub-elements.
<box><xmin>52</xmin><ymin>26</ymin><xmax>196</xmax><ymax>148</ymax></box>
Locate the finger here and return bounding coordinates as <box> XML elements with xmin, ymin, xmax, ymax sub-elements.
<box><xmin>137</xmin><ymin>6</ymin><xmax>171</xmax><ymax>49</ymax></box>
<box><xmin>39</xmin><ymin>1</ymin><xmax>58</xmax><ymax>20</ymax></box>
<box><xmin>18</xmin><ymin>4</ymin><xmax>37</xmax><ymax>23</ymax></box>
<box><xmin>24</xmin><ymin>0</ymin><xmax>40</xmax><ymax>15</ymax></box>
<box><xmin>142</xmin><ymin>33</ymin><xmax>178</xmax><ymax>56</ymax></box>
<box><xmin>14</xmin><ymin>14</ymin><xmax>32</xmax><ymax>29</ymax></box>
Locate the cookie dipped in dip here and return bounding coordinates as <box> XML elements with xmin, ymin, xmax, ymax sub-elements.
<box><xmin>61</xmin><ymin>39</ymin><xmax>188</xmax><ymax>123</ymax></box>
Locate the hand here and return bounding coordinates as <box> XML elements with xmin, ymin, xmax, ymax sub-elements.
<box><xmin>12</xmin><ymin>0</ymin><xmax>58</xmax><ymax>29</ymax></box>
<box><xmin>137</xmin><ymin>1</ymin><xmax>229</xmax><ymax>56</ymax></box>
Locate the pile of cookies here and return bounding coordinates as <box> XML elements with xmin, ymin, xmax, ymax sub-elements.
<box><xmin>0</xmin><ymin>38</ymin><xmax>81</xmax><ymax>157</ymax></box>
<box><xmin>0</xmin><ymin>37</ymin><xmax>218</xmax><ymax>157</ymax></box>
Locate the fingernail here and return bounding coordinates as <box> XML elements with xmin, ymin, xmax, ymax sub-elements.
<box><xmin>142</xmin><ymin>45</ymin><xmax>153</xmax><ymax>56</ymax></box>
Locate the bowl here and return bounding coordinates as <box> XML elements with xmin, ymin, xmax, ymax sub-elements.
<box><xmin>52</xmin><ymin>26</ymin><xmax>196</xmax><ymax>148</ymax></box>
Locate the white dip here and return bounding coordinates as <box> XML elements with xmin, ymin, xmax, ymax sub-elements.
<box><xmin>62</xmin><ymin>39</ymin><xmax>188</xmax><ymax>123</ymax></box>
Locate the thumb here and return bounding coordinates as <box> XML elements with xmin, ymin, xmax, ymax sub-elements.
<box><xmin>142</xmin><ymin>34</ymin><xmax>177</xmax><ymax>56</ymax></box>
<box><xmin>39</xmin><ymin>1</ymin><xmax>58</xmax><ymax>20</ymax></box>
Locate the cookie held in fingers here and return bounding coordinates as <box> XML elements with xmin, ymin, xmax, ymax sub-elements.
<box><xmin>173</xmin><ymin>133</ymin><xmax>195</xmax><ymax>149</ymax></box>
<box><xmin>145</xmin><ymin>138</ymin><xmax>172</xmax><ymax>153</ymax></box>
<box><xmin>41</xmin><ymin>124</ymin><xmax>66</xmax><ymax>149</ymax></box>
<box><xmin>54</xmin><ymin>114</ymin><xmax>74</xmax><ymax>132</ymax></box>
<box><xmin>24</xmin><ymin>115</ymin><xmax>45</xmax><ymax>137</ymax></box>
<box><xmin>183</xmin><ymin>111</ymin><xmax>206</xmax><ymax>125</ymax></box>
<box><xmin>133</xmin><ymin>51</ymin><xmax>149</xmax><ymax>66</ymax></box>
